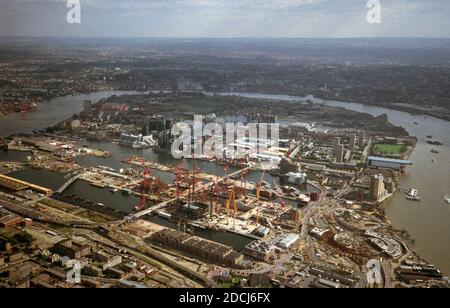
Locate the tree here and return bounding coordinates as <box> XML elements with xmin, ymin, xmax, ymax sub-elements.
<box><xmin>13</xmin><ymin>231</ymin><xmax>34</xmax><ymax>245</ymax></box>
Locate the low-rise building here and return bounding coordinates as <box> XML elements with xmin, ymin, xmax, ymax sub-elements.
<box><xmin>105</xmin><ymin>267</ymin><xmax>125</xmax><ymax>279</ymax></box>
<box><xmin>243</xmin><ymin>241</ymin><xmax>276</xmax><ymax>262</ymax></box>
<box><xmin>152</xmin><ymin>228</ymin><xmax>244</xmax><ymax>268</ymax></box>
<box><xmin>0</xmin><ymin>208</ymin><xmax>22</xmax><ymax>228</ymax></box>
<box><xmin>276</xmin><ymin>233</ymin><xmax>300</xmax><ymax>250</ymax></box>
<box><xmin>93</xmin><ymin>250</ymin><xmax>122</xmax><ymax>271</ymax></box>
<box><xmin>51</xmin><ymin>239</ymin><xmax>91</xmax><ymax>260</ymax></box>
<box><xmin>83</xmin><ymin>265</ymin><xmax>103</xmax><ymax>277</ymax></box>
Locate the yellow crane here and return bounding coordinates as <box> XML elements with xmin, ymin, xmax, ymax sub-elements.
<box><xmin>255</xmin><ymin>170</ymin><xmax>266</xmax><ymax>203</ymax></box>
<box><xmin>225</xmin><ymin>186</ymin><xmax>238</xmax><ymax>230</ymax></box>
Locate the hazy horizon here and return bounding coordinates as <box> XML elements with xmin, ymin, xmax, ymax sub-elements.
<box><xmin>0</xmin><ymin>0</ymin><xmax>449</xmax><ymax>38</ymax></box>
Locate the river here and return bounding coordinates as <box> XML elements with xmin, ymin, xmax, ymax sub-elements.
<box><xmin>0</xmin><ymin>91</ymin><xmax>148</xmax><ymax>136</ymax></box>
<box><xmin>214</xmin><ymin>92</ymin><xmax>450</xmax><ymax>275</ymax></box>
<box><xmin>1</xmin><ymin>91</ymin><xmax>449</xmax><ymax>274</ymax></box>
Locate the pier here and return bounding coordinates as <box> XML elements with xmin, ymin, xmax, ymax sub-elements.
<box><xmin>0</xmin><ymin>173</ymin><xmax>53</xmax><ymax>195</ymax></box>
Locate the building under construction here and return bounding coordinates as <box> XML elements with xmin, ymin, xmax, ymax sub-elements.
<box><xmin>177</xmin><ymin>202</ymin><xmax>208</xmax><ymax>219</ymax></box>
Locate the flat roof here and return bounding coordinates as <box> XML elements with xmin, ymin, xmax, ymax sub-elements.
<box><xmin>368</xmin><ymin>156</ymin><xmax>412</xmax><ymax>165</ymax></box>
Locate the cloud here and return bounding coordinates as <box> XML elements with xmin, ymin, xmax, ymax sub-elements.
<box><xmin>0</xmin><ymin>0</ymin><xmax>449</xmax><ymax>37</ymax></box>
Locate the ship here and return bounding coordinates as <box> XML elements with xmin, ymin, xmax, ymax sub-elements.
<box><xmin>406</xmin><ymin>189</ymin><xmax>421</xmax><ymax>202</ymax></box>
<box><xmin>134</xmin><ymin>204</ymin><xmax>145</xmax><ymax>212</ymax></box>
<box><xmin>444</xmin><ymin>196</ymin><xmax>450</xmax><ymax>205</ymax></box>
<box><xmin>427</xmin><ymin>140</ymin><xmax>443</xmax><ymax>146</ymax></box>
<box><xmin>14</xmin><ymin>102</ymin><xmax>37</xmax><ymax>113</ymax></box>
<box><xmin>121</xmin><ymin>189</ymin><xmax>133</xmax><ymax>195</ymax></box>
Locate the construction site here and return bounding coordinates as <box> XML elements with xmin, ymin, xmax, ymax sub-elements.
<box><xmin>0</xmin><ymin>99</ymin><xmax>447</xmax><ymax>289</ymax></box>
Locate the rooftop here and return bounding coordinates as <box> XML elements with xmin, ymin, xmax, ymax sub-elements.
<box><xmin>368</xmin><ymin>156</ymin><xmax>412</xmax><ymax>165</ymax></box>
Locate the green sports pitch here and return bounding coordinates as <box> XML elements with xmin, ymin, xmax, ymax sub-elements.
<box><xmin>372</xmin><ymin>144</ymin><xmax>407</xmax><ymax>155</ymax></box>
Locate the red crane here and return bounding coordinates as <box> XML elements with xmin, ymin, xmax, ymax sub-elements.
<box><xmin>134</xmin><ymin>159</ymin><xmax>153</xmax><ymax>212</ymax></box>
<box><xmin>214</xmin><ymin>181</ymin><xmax>220</xmax><ymax>213</ymax></box>
<box><xmin>272</xmin><ymin>179</ymin><xmax>286</xmax><ymax>209</ymax></box>
<box><xmin>175</xmin><ymin>163</ymin><xmax>183</xmax><ymax>200</ymax></box>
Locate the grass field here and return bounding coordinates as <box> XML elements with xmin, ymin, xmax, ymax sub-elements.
<box><xmin>373</xmin><ymin>144</ymin><xmax>407</xmax><ymax>155</ymax></box>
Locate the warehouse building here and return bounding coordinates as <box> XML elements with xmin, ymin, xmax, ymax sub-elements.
<box><xmin>276</xmin><ymin>233</ymin><xmax>300</xmax><ymax>250</ymax></box>
<box><xmin>151</xmin><ymin>228</ymin><xmax>244</xmax><ymax>268</ymax></box>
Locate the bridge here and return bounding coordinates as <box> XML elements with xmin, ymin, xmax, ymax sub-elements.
<box><xmin>56</xmin><ymin>171</ymin><xmax>83</xmax><ymax>194</ymax></box>
<box><xmin>123</xmin><ymin>165</ymin><xmax>254</xmax><ymax>222</ymax></box>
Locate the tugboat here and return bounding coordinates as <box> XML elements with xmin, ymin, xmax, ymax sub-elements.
<box><xmin>121</xmin><ymin>189</ymin><xmax>133</xmax><ymax>195</ymax></box>
<box><xmin>134</xmin><ymin>204</ymin><xmax>145</xmax><ymax>212</ymax></box>
<box><xmin>444</xmin><ymin>195</ymin><xmax>450</xmax><ymax>205</ymax></box>
<box><xmin>406</xmin><ymin>189</ymin><xmax>421</xmax><ymax>202</ymax></box>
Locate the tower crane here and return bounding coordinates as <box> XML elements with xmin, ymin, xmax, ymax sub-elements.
<box><xmin>225</xmin><ymin>186</ymin><xmax>238</xmax><ymax>230</ymax></box>
<box><xmin>272</xmin><ymin>179</ymin><xmax>286</xmax><ymax>209</ymax></box>
<box><xmin>255</xmin><ymin>170</ymin><xmax>266</xmax><ymax>203</ymax></box>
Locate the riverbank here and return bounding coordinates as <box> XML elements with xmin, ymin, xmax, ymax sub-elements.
<box><xmin>1</xmin><ymin>90</ymin><xmax>449</xmax><ymax>275</ymax></box>
<box><xmin>209</xmin><ymin>89</ymin><xmax>450</xmax><ymax>122</ymax></box>
<box><xmin>212</xmin><ymin>91</ymin><xmax>450</xmax><ymax>275</ymax></box>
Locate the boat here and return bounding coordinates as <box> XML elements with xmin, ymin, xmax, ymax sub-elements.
<box><xmin>14</xmin><ymin>102</ymin><xmax>37</xmax><ymax>113</ymax></box>
<box><xmin>444</xmin><ymin>196</ymin><xmax>450</xmax><ymax>205</ymax></box>
<box><xmin>134</xmin><ymin>204</ymin><xmax>145</xmax><ymax>211</ymax></box>
<box><xmin>406</xmin><ymin>189</ymin><xmax>421</xmax><ymax>202</ymax></box>
<box><xmin>427</xmin><ymin>140</ymin><xmax>443</xmax><ymax>146</ymax></box>
<box><xmin>110</xmin><ymin>188</ymin><xmax>118</xmax><ymax>193</ymax></box>
<box><xmin>121</xmin><ymin>189</ymin><xmax>133</xmax><ymax>195</ymax></box>
<box><xmin>90</xmin><ymin>182</ymin><xmax>106</xmax><ymax>188</ymax></box>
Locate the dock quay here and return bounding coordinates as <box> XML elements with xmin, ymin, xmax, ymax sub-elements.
<box><xmin>51</xmin><ymin>193</ymin><xmax>128</xmax><ymax>219</ymax></box>
<box><xmin>0</xmin><ymin>173</ymin><xmax>53</xmax><ymax>195</ymax></box>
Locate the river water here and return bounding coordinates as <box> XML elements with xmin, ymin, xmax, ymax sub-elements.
<box><xmin>215</xmin><ymin>92</ymin><xmax>450</xmax><ymax>275</ymax></box>
<box><xmin>1</xmin><ymin>91</ymin><xmax>449</xmax><ymax>273</ymax></box>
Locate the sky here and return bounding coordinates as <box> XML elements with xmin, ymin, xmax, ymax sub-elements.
<box><xmin>0</xmin><ymin>0</ymin><xmax>449</xmax><ymax>38</ymax></box>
